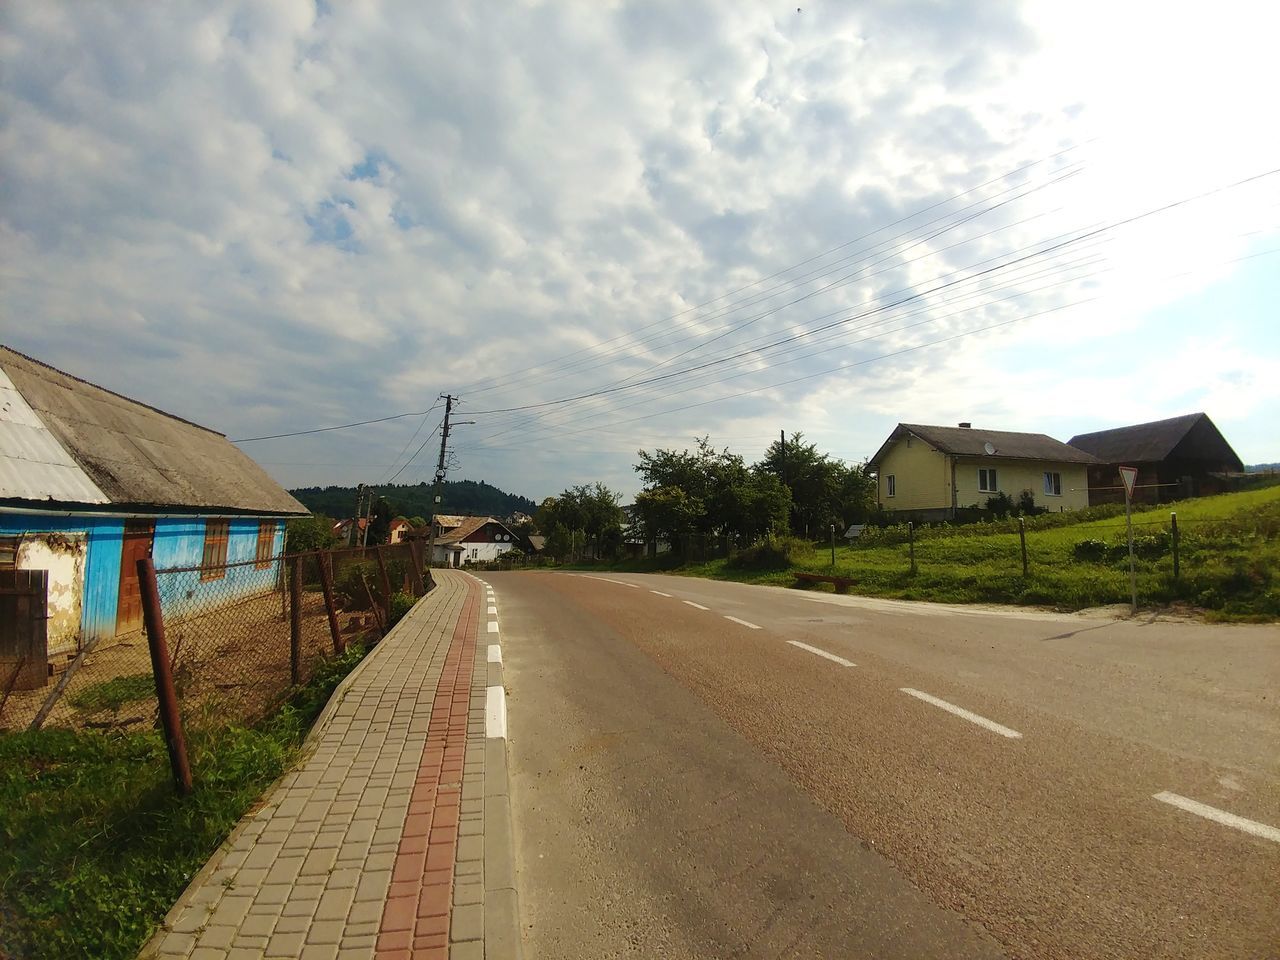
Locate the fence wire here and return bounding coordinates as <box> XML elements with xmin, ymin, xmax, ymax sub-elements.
<box><xmin>0</xmin><ymin>542</ymin><xmax>429</xmax><ymax>734</ymax></box>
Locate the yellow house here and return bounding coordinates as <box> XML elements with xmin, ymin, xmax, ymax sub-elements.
<box><xmin>869</xmin><ymin>422</ymin><xmax>1097</xmax><ymax>521</ymax></box>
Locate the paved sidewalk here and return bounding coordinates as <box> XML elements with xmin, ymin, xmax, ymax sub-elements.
<box><xmin>142</xmin><ymin>569</ymin><xmax>519</xmax><ymax>960</ymax></box>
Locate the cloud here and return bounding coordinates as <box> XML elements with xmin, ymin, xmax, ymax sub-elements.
<box><xmin>2</xmin><ymin>0</ymin><xmax>1278</xmax><ymax>504</ymax></box>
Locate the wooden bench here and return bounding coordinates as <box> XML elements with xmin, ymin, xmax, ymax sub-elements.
<box><xmin>794</xmin><ymin>572</ymin><xmax>856</xmax><ymax>593</ymax></box>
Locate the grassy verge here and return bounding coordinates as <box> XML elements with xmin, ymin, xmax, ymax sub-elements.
<box><xmin>0</xmin><ymin>642</ymin><xmax>371</xmax><ymax>960</ymax></box>
<box><xmin>574</xmin><ymin>486</ymin><xmax>1280</xmax><ymax>621</ymax></box>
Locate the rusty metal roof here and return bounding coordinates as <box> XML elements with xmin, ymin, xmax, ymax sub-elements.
<box><xmin>0</xmin><ymin>346</ymin><xmax>308</xmax><ymax>515</ymax></box>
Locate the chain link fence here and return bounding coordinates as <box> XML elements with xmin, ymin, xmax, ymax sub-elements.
<box><xmin>0</xmin><ymin>542</ymin><xmax>430</xmax><ymax>734</ymax></box>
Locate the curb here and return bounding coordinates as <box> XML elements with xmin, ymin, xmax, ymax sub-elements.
<box><xmin>137</xmin><ymin>588</ymin><xmax>440</xmax><ymax>959</ymax></box>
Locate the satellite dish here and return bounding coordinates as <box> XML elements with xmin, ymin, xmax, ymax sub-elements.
<box><xmin>984</xmin><ymin>441</ymin><xmax>996</xmax><ymax>455</ymax></box>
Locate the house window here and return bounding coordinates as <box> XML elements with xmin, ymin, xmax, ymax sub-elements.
<box><xmin>201</xmin><ymin>520</ymin><xmax>229</xmax><ymax>580</ymax></box>
<box><xmin>1043</xmin><ymin>472</ymin><xmax>1062</xmax><ymax>496</ymax></box>
<box><xmin>255</xmin><ymin>521</ymin><xmax>278</xmax><ymax>569</ymax></box>
<box><xmin>470</xmin><ymin>548</ymin><xmax>478</xmax><ymax>560</ymax></box>
<box><xmin>0</xmin><ymin>536</ymin><xmax>18</xmax><ymax>568</ymax></box>
<box><xmin>886</xmin><ymin>475</ymin><xmax>896</xmax><ymax>497</ymax></box>
<box><xmin>979</xmin><ymin>468</ymin><xmax>998</xmax><ymax>492</ymax></box>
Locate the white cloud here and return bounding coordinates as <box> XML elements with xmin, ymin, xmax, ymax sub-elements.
<box><xmin>2</xmin><ymin>0</ymin><xmax>1278</xmax><ymax>503</ymax></box>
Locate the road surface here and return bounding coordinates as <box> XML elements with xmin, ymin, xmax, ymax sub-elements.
<box><xmin>489</xmin><ymin>570</ymin><xmax>1279</xmax><ymax>959</ymax></box>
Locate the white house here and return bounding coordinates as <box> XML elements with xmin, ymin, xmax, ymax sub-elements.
<box><xmin>430</xmin><ymin>516</ymin><xmax>520</xmax><ymax>566</ymax></box>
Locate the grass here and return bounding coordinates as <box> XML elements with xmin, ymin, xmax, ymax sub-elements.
<box><xmin>582</xmin><ymin>485</ymin><xmax>1280</xmax><ymax>621</ymax></box>
<box><xmin>66</xmin><ymin>673</ymin><xmax>156</xmax><ymax>712</ymax></box>
<box><xmin>0</xmin><ymin>642</ymin><xmax>371</xmax><ymax>960</ymax></box>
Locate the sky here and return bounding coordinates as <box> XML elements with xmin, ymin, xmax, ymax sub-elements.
<box><xmin>3</xmin><ymin>0</ymin><xmax>1279</xmax><ymax>504</ymax></box>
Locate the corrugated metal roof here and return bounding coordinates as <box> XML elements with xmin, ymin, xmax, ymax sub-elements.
<box><xmin>0</xmin><ymin>346</ymin><xmax>308</xmax><ymax>515</ymax></box>
<box><xmin>870</xmin><ymin>423</ymin><xmax>1098</xmax><ymax>466</ymax></box>
<box><xmin>0</xmin><ymin>368</ymin><xmax>109</xmax><ymax>504</ymax></box>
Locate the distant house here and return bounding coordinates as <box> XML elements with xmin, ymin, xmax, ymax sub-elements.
<box><xmin>388</xmin><ymin>518</ymin><xmax>411</xmax><ymax>544</ymax></box>
<box><xmin>333</xmin><ymin>516</ymin><xmax>368</xmax><ymax>545</ymax></box>
<box><xmin>1068</xmin><ymin>413</ymin><xmax>1244</xmax><ymax>506</ymax></box>
<box><xmin>429</xmin><ymin>516</ymin><xmax>520</xmax><ymax>566</ymax></box>
<box><xmin>868</xmin><ymin>422</ymin><xmax>1098</xmax><ymax>521</ymax></box>
<box><xmin>0</xmin><ymin>346</ymin><xmax>308</xmax><ymax>682</ymax></box>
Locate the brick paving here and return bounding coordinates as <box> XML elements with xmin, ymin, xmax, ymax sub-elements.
<box><xmin>141</xmin><ymin>569</ymin><xmax>517</xmax><ymax>960</ymax></box>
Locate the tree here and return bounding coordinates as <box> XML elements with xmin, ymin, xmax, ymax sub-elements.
<box><xmin>756</xmin><ymin>433</ymin><xmax>876</xmax><ymax>534</ymax></box>
<box><xmin>285</xmin><ymin>515</ymin><xmax>339</xmax><ymax>553</ymax></box>
<box><xmin>367</xmin><ymin>497</ymin><xmax>393</xmax><ymax>545</ymax></box>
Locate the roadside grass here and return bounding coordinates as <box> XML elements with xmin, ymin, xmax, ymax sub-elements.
<box><xmin>0</xmin><ymin>642</ymin><xmax>371</xmax><ymax>960</ymax></box>
<box><xmin>582</xmin><ymin>485</ymin><xmax>1280</xmax><ymax>620</ymax></box>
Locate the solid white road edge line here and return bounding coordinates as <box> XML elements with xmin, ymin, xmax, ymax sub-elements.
<box><xmin>485</xmin><ymin>685</ymin><xmax>507</xmax><ymax>739</ymax></box>
<box><xmin>1153</xmin><ymin>791</ymin><xmax>1280</xmax><ymax>843</ymax></box>
<box><xmin>724</xmin><ymin>615</ymin><xmax>762</xmax><ymax>630</ymax></box>
<box><xmin>650</xmin><ymin>590</ymin><xmax>673</xmax><ymax>597</ymax></box>
<box><xmin>682</xmin><ymin>600</ymin><xmax>710</xmax><ymax>611</ymax></box>
<box><xmin>899</xmin><ymin>688</ymin><xmax>1022</xmax><ymax>739</ymax></box>
<box><xmin>487</xmin><ymin>621</ymin><xmax>499</xmax><ymax>633</ymax></box>
<box><xmin>787</xmin><ymin>640</ymin><xmax>854</xmax><ymax>667</ymax></box>
<box><xmin>487</xmin><ymin>644</ymin><xmax>502</xmax><ymax>664</ymax></box>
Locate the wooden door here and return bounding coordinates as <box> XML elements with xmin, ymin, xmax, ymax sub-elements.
<box><xmin>116</xmin><ymin>521</ymin><xmax>154</xmax><ymax>634</ymax></box>
<box><xmin>0</xmin><ymin>569</ymin><xmax>49</xmax><ymax>691</ymax></box>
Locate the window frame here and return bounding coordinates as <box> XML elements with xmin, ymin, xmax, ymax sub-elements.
<box><xmin>254</xmin><ymin>520</ymin><xmax>278</xmax><ymax>569</ymax></box>
<box><xmin>1043</xmin><ymin>471</ymin><xmax>1063</xmax><ymax>497</ymax></box>
<box><xmin>979</xmin><ymin>468</ymin><xmax>998</xmax><ymax>493</ymax></box>
<box><xmin>0</xmin><ymin>536</ymin><xmax>19</xmax><ymax>568</ymax></box>
<box><xmin>886</xmin><ymin>474</ymin><xmax>896</xmax><ymax>498</ymax></box>
<box><xmin>201</xmin><ymin>519</ymin><xmax>230</xmax><ymax>581</ymax></box>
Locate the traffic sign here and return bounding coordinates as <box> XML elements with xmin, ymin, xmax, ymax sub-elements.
<box><xmin>1119</xmin><ymin>466</ymin><xmax>1138</xmax><ymax>499</ymax></box>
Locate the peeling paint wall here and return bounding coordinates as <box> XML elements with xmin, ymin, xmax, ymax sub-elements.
<box><xmin>15</xmin><ymin>533</ymin><xmax>86</xmax><ymax>656</ymax></box>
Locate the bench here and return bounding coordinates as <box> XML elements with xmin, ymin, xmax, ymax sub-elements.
<box><xmin>794</xmin><ymin>572</ymin><xmax>856</xmax><ymax>593</ymax></box>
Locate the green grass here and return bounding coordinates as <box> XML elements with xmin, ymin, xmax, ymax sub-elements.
<box><xmin>584</xmin><ymin>485</ymin><xmax>1280</xmax><ymax>621</ymax></box>
<box><xmin>0</xmin><ymin>642</ymin><xmax>371</xmax><ymax>960</ymax></box>
<box><xmin>66</xmin><ymin>673</ymin><xmax>156</xmax><ymax>712</ymax></box>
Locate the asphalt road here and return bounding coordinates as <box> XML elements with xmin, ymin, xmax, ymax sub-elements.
<box><xmin>490</xmin><ymin>570</ymin><xmax>1280</xmax><ymax>960</ymax></box>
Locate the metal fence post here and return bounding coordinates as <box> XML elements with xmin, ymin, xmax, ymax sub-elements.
<box><xmin>1019</xmin><ymin>517</ymin><xmax>1029</xmax><ymax>577</ymax></box>
<box><xmin>289</xmin><ymin>556</ymin><xmax>302</xmax><ymax>685</ymax></box>
<box><xmin>908</xmin><ymin>521</ymin><xmax>916</xmax><ymax>576</ymax></box>
<box><xmin>137</xmin><ymin>558</ymin><xmax>193</xmax><ymax>796</ymax></box>
<box><xmin>1171</xmin><ymin>512</ymin><xmax>1180</xmax><ymax>581</ymax></box>
<box><xmin>407</xmin><ymin>540</ymin><xmax>425</xmax><ymax>596</ymax></box>
<box><xmin>317</xmin><ymin>551</ymin><xmax>344</xmax><ymax>655</ymax></box>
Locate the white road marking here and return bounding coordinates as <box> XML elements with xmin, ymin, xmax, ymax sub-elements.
<box><xmin>682</xmin><ymin>600</ymin><xmax>710</xmax><ymax>611</ymax></box>
<box><xmin>650</xmin><ymin>590</ymin><xmax>673</xmax><ymax>597</ymax></box>
<box><xmin>487</xmin><ymin>644</ymin><xmax>502</xmax><ymax>664</ymax></box>
<box><xmin>724</xmin><ymin>616</ymin><xmax>762</xmax><ymax>630</ymax></box>
<box><xmin>487</xmin><ymin>605</ymin><xmax>498</xmax><ymax>615</ymax></box>
<box><xmin>485</xmin><ymin>685</ymin><xmax>507</xmax><ymax>738</ymax></box>
<box><xmin>787</xmin><ymin>640</ymin><xmax>855</xmax><ymax>667</ymax></box>
<box><xmin>583</xmin><ymin>575</ymin><xmax>640</xmax><ymax>588</ymax></box>
<box><xmin>487</xmin><ymin>621</ymin><xmax>499</xmax><ymax>633</ymax></box>
<box><xmin>899</xmin><ymin>688</ymin><xmax>1022</xmax><ymax>739</ymax></box>
<box><xmin>1153</xmin><ymin>792</ymin><xmax>1280</xmax><ymax>843</ymax></box>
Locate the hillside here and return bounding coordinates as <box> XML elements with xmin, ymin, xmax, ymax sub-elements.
<box><xmin>290</xmin><ymin>480</ymin><xmax>537</xmax><ymax>521</ymax></box>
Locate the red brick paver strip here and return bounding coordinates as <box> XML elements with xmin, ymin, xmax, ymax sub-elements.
<box><xmin>139</xmin><ymin>569</ymin><xmax>500</xmax><ymax>960</ymax></box>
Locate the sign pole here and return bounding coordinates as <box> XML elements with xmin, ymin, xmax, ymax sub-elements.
<box><xmin>1119</xmin><ymin>466</ymin><xmax>1139</xmax><ymax>615</ymax></box>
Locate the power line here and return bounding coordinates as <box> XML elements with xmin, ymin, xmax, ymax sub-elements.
<box><xmin>232</xmin><ymin>406</ymin><xmax>441</xmax><ymax>442</ymax></box>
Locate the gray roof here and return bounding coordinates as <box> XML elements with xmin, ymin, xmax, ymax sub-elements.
<box><xmin>1068</xmin><ymin>413</ymin><xmax>1241</xmax><ymax>467</ymax></box>
<box><xmin>0</xmin><ymin>346</ymin><xmax>307</xmax><ymax>515</ymax></box>
<box><xmin>870</xmin><ymin>423</ymin><xmax>1098</xmax><ymax>466</ymax></box>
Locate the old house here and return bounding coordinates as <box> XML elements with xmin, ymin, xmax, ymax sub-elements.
<box><xmin>429</xmin><ymin>516</ymin><xmax>519</xmax><ymax>566</ymax></box>
<box><xmin>0</xmin><ymin>346</ymin><xmax>307</xmax><ymax>685</ymax></box>
<box><xmin>1068</xmin><ymin>413</ymin><xmax>1245</xmax><ymax>505</ymax></box>
<box><xmin>868</xmin><ymin>422</ymin><xmax>1097</xmax><ymax>521</ymax></box>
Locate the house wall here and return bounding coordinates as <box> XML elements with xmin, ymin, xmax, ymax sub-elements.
<box><xmin>877</xmin><ymin>437</ymin><xmax>951</xmax><ymax>512</ymax></box>
<box><xmin>152</xmin><ymin>518</ymin><xmax>285</xmax><ymax>617</ymax></box>
<box><xmin>14</xmin><ymin>533</ymin><xmax>85</xmax><ymax>656</ymax></box>
<box><xmin>0</xmin><ymin>513</ymin><xmax>288</xmax><ymax>647</ymax></box>
<box><xmin>953</xmin><ymin>458</ymin><xmax>1089</xmax><ymax>511</ymax></box>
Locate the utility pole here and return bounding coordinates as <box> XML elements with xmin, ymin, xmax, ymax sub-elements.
<box><xmin>351</xmin><ymin>483</ymin><xmax>365</xmax><ymax>547</ymax></box>
<box><xmin>426</xmin><ymin>394</ymin><xmax>458</xmax><ymax>569</ymax></box>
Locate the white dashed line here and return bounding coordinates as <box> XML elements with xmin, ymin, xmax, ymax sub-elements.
<box><xmin>485</xmin><ymin>686</ymin><xmax>507</xmax><ymax>738</ymax></box>
<box><xmin>682</xmin><ymin>601</ymin><xmax>710</xmax><ymax>611</ymax></box>
<box><xmin>1153</xmin><ymin>792</ymin><xmax>1280</xmax><ymax>843</ymax></box>
<box><xmin>899</xmin><ymin>688</ymin><xmax>1022</xmax><ymax>739</ymax></box>
<box><xmin>650</xmin><ymin>590</ymin><xmax>673</xmax><ymax>597</ymax></box>
<box><xmin>487</xmin><ymin>605</ymin><xmax>498</xmax><ymax>615</ymax></box>
<box><xmin>487</xmin><ymin>644</ymin><xmax>502</xmax><ymax>664</ymax></box>
<box><xmin>487</xmin><ymin>621</ymin><xmax>499</xmax><ymax>634</ymax></box>
<box><xmin>787</xmin><ymin>640</ymin><xmax>855</xmax><ymax>667</ymax></box>
<box><xmin>724</xmin><ymin>616</ymin><xmax>761</xmax><ymax>630</ymax></box>
<box><xmin>583</xmin><ymin>575</ymin><xmax>640</xmax><ymax>588</ymax></box>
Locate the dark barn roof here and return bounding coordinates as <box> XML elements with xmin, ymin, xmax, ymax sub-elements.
<box><xmin>0</xmin><ymin>346</ymin><xmax>308</xmax><ymax>515</ymax></box>
<box><xmin>870</xmin><ymin>423</ymin><xmax>1097</xmax><ymax>467</ymax></box>
<box><xmin>1068</xmin><ymin>413</ymin><xmax>1243</xmax><ymax>470</ymax></box>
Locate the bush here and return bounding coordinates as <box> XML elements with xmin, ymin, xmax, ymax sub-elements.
<box><xmin>387</xmin><ymin>591</ymin><xmax>416</xmax><ymax>628</ymax></box>
<box><xmin>985</xmin><ymin>492</ymin><xmax>1016</xmax><ymax>517</ymax></box>
<box><xmin>334</xmin><ymin>558</ymin><xmax>409</xmax><ymax>610</ymax></box>
<box><xmin>1072</xmin><ymin>539</ymin><xmax>1108</xmax><ymax>562</ymax></box>
<box><xmin>728</xmin><ymin>535</ymin><xmax>814</xmax><ymax>571</ymax></box>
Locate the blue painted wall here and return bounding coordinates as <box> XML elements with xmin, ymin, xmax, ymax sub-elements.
<box><xmin>0</xmin><ymin>513</ymin><xmax>289</xmax><ymax>644</ymax></box>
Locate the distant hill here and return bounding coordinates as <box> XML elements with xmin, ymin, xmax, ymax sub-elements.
<box><xmin>290</xmin><ymin>480</ymin><xmax>538</xmax><ymax>521</ymax></box>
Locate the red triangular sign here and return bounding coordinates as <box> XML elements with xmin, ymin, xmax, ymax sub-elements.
<box><xmin>1119</xmin><ymin>466</ymin><xmax>1138</xmax><ymax>498</ymax></box>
